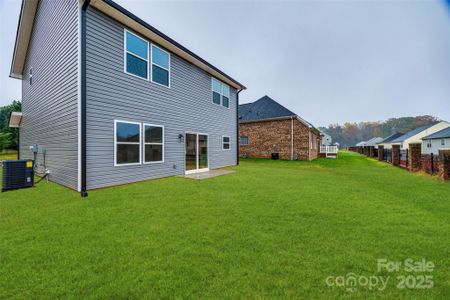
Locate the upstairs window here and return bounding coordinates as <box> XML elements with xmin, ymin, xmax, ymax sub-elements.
<box><xmin>115</xmin><ymin>121</ymin><xmax>141</xmax><ymax>166</ymax></box>
<box><xmin>427</xmin><ymin>140</ymin><xmax>432</xmax><ymax>148</ymax></box>
<box><xmin>240</xmin><ymin>136</ymin><xmax>248</xmax><ymax>145</ymax></box>
<box><xmin>212</xmin><ymin>78</ymin><xmax>221</xmax><ymax>105</ymax></box>
<box><xmin>151</xmin><ymin>45</ymin><xmax>170</xmax><ymax>87</ymax></box>
<box><xmin>222</xmin><ymin>136</ymin><xmax>231</xmax><ymax>150</ymax></box>
<box><xmin>144</xmin><ymin>124</ymin><xmax>164</xmax><ymax>163</ymax></box>
<box><xmin>125</xmin><ymin>30</ymin><xmax>149</xmax><ymax>79</ymax></box>
<box><xmin>222</xmin><ymin>84</ymin><xmax>230</xmax><ymax>108</ymax></box>
<box><xmin>212</xmin><ymin>78</ymin><xmax>230</xmax><ymax>108</ymax></box>
<box><xmin>441</xmin><ymin>139</ymin><xmax>446</xmax><ymax>146</ymax></box>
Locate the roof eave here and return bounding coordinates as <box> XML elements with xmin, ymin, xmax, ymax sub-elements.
<box><xmin>10</xmin><ymin>0</ymin><xmax>38</xmax><ymax>79</ymax></box>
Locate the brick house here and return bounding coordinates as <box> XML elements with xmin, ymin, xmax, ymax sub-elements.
<box><xmin>238</xmin><ymin>96</ymin><xmax>320</xmax><ymax>160</ymax></box>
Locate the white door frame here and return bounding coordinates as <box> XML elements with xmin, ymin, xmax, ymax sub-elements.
<box><xmin>185</xmin><ymin>132</ymin><xmax>209</xmax><ymax>174</ymax></box>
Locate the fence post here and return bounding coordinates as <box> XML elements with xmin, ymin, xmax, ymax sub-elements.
<box><xmin>408</xmin><ymin>143</ymin><xmax>421</xmax><ymax>172</ymax></box>
<box><xmin>369</xmin><ymin>146</ymin><xmax>374</xmax><ymax>157</ymax></box>
<box><xmin>392</xmin><ymin>145</ymin><xmax>400</xmax><ymax>166</ymax></box>
<box><xmin>378</xmin><ymin>145</ymin><xmax>384</xmax><ymax>161</ymax></box>
<box><xmin>439</xmin><ymin>149</ymin><xmax>450</xmax><ymax>180</ymax></box>
<box><xmin>431</xmin><ymin>153</ymin><xmax>434</xmax><ymax>175</ymax></box>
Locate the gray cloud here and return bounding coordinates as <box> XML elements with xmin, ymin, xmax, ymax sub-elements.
<box><xmin>1</xmin><ymin>0</ymin><xmax>449</xmax><ymax>126</ymax></box>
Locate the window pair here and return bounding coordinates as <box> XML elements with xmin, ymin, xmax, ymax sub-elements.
<box><xmin>212</xmin><ymin>78</ymin><xmax>230</xmax><ymax>108</ymax></box>
<box><xmin>115</xmin><ymin>121</ymin><xmax>164</xmax><ymax>166</ymax></box>
<box><xmin>125</xmin><ymin>30</ymin><xmax>170</xmax><ymax>87</ymax></box>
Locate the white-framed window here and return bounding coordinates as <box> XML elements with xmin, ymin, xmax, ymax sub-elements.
<box><xmin>144</xmin><ymin>124</ymin><xmax>164</xmax><ymax>163</ymax></box>
<box><xmin>151</xmin><ymin>44</ymin><xmax>170</xmax><ymax>87</ymax></box>
<box><xmin>240</xmin><ymin>136</ymin><xmax>249</xmax><ymax>145</ymax></box>
<box><xmin>222</xmin><ymin>136</ymin><xmax>231</xmax><ymax>150</ymax></box>
<box><xmin>427</xmin><ymin>140</ymin><xmax>432</xmax><ymax>148</ymax></box>
<box><xmin>441</xmin><ymin>139</ymin><xmax>446</xmax><ymax>146</ymax></box>
<box><xmin>212</xmin><ymin>78</ymin><xmax>230</xmax><ymax>108</ymax></box>
<box><xmin>114</xmin><ymin>120</ymin><xmax>142</xmax><ymax>166</ymax></box>
<box><xmin>124</xmin><ymin>30</ymin><xmax>149</xmax><ymax>80</ymax></box>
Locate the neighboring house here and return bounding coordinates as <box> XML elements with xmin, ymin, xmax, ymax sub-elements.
<box><xmin>364</xmin><ymin>137</ymin><xmax>383</xmax><ymax>149</ymax></box>
<box><xmin>391</xmin><ymin>122</ymin><xmax>450</xmax><ymax>150</ymax></box>
<box><xmin>320</xmin><ymin>131</ymin><xmax>332</xmax><ymax>146</ymax></box>
<box><xmin>356</xmin><ymin>141</ymin><xmax>367</xmax><ymax>147</ymax></box>
<box><xmin>377</xmin><ymin>132</ymin><xmax>404</xmax><ymax>150</ymax></box>
<box><xmin>238</xmin><ymin>96</ymin><xmax>320</xmax><ymax>160</ymax></box>
<box><xmin>421</xmin><ymin>127</ymin><xmax>450</xmax><ymax>155</ymax></box>
<box><xmin>9</xmin><ymin>0</ymin><xmax>245</xmax><ymax>196</ymax></box>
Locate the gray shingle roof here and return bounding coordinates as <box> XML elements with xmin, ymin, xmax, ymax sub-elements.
<box><xmin>391</xmin><ymin>123</ymin><xmax>437</xmax><ymax>143</ymax></box>
<box><xmin>365</xmin><ymin>137</ymin><xmax>384</xmax><ymax>146</ymax></box>
<box><xmin>422</xmin><ymin>126</ymin><xmax>450</xmax><ymax>140</ymax></box>
<box><xmin>378</xmin><ymin>132</ymin><xmax>404</xmax><ymax>144</ymax></box>
<box><xmin>238</xmin><ymin>96</ymin><xmax>296</xmax><ymax>122</ymax></box>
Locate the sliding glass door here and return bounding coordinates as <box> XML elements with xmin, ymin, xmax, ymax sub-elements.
<box><xmin>185</xmin><ymin>133</ymin><xmax>208</xmax><ymax>173</ymax></box>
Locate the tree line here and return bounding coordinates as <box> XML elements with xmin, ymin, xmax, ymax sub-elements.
<box><xmin>319</xmin><ymin>115</ymin><xmax>439</xmax><ymax>147</ymax></box>
<box><xmin>0</xmin><ymin>100</ymin><xmax>21</xmax><ymax>151</ymax></box>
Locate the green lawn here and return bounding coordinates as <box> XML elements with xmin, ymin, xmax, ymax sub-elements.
<box><xmin>1</xmin><ymin>151</ymin><xmax>449</xmax><ymax>299</ymax></box>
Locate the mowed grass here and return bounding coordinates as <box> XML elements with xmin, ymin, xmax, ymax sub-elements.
<box><xmin>1</xmin><ymin>151</ymin><xmax>449</xmax><ymax>299</ymax></box>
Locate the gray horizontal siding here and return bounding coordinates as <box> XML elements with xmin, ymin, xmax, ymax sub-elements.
<box><xmin>20</xmin><ymin>0</ymin><xmax>79</xmax><ymax>190</ymax></box>
<box><xmin>86</xmin><ymin>7</ymin><xmax>237</xmax><ymax>189</ymax></box>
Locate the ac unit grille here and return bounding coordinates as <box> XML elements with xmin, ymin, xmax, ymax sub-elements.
<box><xmin>2</xmin><ymin>160</ymin><xmax>34</xmax><ymax>192</ymax></box>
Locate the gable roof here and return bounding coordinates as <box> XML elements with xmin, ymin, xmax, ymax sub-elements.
<box><xmin>391</xmin><ymin>123</ymin><xmax>437</xmax><ymax>143</ymax></box>
<box><xmin>10</xmin><ymin>0</ymin><xmax>246</xmax><ymax>90</ymax></box>
<box><xmin>238</xmin><ymin>96</ymin><xmax>296</xmax><ymax>122</ymax></box>
<box><xmin>365</xmin><ymin>137</ymin><xmax>384</xmax><ymax>146</ymax></box>
<box><xmin>378</xmin><ymin>132</ymin><xmax>404</xmax><ymax>144</ymax></box>
<box><xmin>422</xmin><ymin>127</ymin><xmax>450</xmax><ymax>140</ymax></box>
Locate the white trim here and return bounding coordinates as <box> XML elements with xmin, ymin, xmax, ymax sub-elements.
<box><xmin>150</xmin><ymin>44</ymin><xmax>171</xmax><ymax>88</ymax></box>
<box><xmin>222</xmin><ymin>135</ymin><xmax>231</xmax><ymax>151</ymax></box>
<box><xmin>77</xmin><ymin>1</ymin><xmax>82</xmax><ymax>192</ymax></box>
<box><xmin>143</xmin><ymin>123</ymin><xmax>165</xmax><ymax>164</ymax></box>
<box><xmin>114</xmin><ymin>120</ymin><xmax>142</xmax><ymax>167</ymax></box>
<box><xmin>124</xmin><ymin>29</ymin><xmax>149</xmax><ymax>81</ymax></box>
<box><xmin>184</xmin><ymin>132</ymin><xmax>209</xmax><ymax>174</ymax></box>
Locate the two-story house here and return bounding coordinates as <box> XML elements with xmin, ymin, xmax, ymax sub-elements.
<box><xmin>9</xmin><ymin>0</ymin><xmax>246</xmax><ymax>196</ymax></box>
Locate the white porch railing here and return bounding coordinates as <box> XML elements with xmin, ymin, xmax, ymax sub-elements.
<box><xmin>320</xmin><ymin>146</ymin><xmax>338</xmax><ymax>158</ymax></box>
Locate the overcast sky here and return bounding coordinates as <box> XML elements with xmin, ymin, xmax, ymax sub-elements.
<box><xmin>1</xmin><ymin>0</ymin><xmax>450</xmax><ymax>127</ymax></box>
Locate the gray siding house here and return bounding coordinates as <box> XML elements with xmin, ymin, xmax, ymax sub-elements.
<box><xmin>10</xmin><ymin>0</ymin><xmax>245</xmax><ymax>196</ymax></box>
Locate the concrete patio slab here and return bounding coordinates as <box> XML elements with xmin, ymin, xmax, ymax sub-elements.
<box><xmin>182</xmin><ymin>169</ymin><xmax>235</xmax><ymax>180</ymax></box>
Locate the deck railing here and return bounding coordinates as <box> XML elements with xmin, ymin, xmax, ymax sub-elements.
<box><xmin>320</xmin><ymin>146</ymin><xmax>338</xmax><ymax>158</ymax></box>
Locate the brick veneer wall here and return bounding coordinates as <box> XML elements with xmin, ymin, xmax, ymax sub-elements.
<box><xmin>239</xmin><ymin>118</ymin><xmax>317</xmax><ymax>160</ymax></box>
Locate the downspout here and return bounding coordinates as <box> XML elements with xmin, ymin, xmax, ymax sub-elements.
<box><xmin>236</xmin><ymin>88</ymin><xmax>243</xmax><ymax>165</ymax></box>
<box><xmin>80</xmin><ymin>0</ymin><xmax>91</xmax><ymax>197</ymax></box>
<box><xmin>17</xmin><ymin>128</ymin><xmax>20</xmax><ymax>160</ymax></box>
<box><xmin>291</xmin><ymin>117</ymin><xmax>294</xmax><ymax>160</ymax></box>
